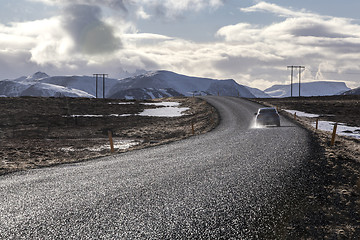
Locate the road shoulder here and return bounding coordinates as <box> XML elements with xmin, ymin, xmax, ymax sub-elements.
<box><xmin>251</xmin><ymin>97</ymin><xmax>360</xmax><ymax>238</ymax></box>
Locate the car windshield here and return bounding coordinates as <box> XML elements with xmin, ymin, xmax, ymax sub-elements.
<box><xmin>259</xmin><ymin>108</ymin><xmax>276</xmax><ymax>114</ymax></box>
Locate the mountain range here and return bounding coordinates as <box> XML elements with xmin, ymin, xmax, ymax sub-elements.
<box><xmin>264</xmin><ymin>81</ymin><xmax>351</xmax><ymax>98</ymax></box>
<box><xmin>0</xmin><ymin>70</ymin><xmax>356</xmax><ymax>99</ymax></box>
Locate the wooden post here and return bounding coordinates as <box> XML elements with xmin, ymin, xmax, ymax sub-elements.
<box><xmin>330</xmin><ymin>123</ymin><xmax>338</xmax><ymax>146</ymax></box>
<box><xmin>108</xmin><ymin>130</ymin><xmax>115</xmax><ymax>153</ymax></box>
<box><xmin>191</xmin><ymin>122</ymin><xmax>195</xmax><ymax>135</ymax></box>
<box><xmin>315</xmin><ymin>118</ymin><xmax>319</xmax><ymax>130</ymax></box>
<box><xmin>294</xmin><ymin>112</ymin><xmax>297</xmax><ymax>120</ymax></box>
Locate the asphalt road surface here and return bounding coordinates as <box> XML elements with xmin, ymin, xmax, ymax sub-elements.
<box><xmin>0</xmin><ymin>96</ymin><xmax>317</xmax><ymax>239</ymax></box>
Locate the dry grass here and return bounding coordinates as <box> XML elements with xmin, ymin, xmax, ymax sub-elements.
<box><xmin>0</xmin><ymin>96</ymin><xmax>219</xmax><ymax>175</ymax></box>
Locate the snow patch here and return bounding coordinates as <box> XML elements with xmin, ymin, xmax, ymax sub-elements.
<box><xmin>108</xmin><ymin>102</ymin><xmax>134</xmax><ymax>105</ymax></box>
<box><xmin>64</xmin><ymin>101</ymin><xmax>189</xmax><ymax>118</ymax></box>
<box><xmin>284</xmin><ymin>109</ymin><xmax>360</xmax><ymax>139</ymax></box>
<box><xmin>143</xmin><ymin>101</ymin><xmax>180</xmax><ymax>107</ymax></box>
<box><xmin>139</xmin><ymin>107</ymin><xmax>189</xmax><ymax>117</ymax></box>
<box><xmin>61</xmin><ymin>139</ymin><xmax>141</xmax><ymax>152</ymax></box>
<box><xmin>284</xmin><ymin>110</ymin><xmax>320</xmax><ymax>118</ymax></box>
<box><xmin>312</xmin><ymin>121</ymin><xmax>360</xmax><ymax>139</ymax></box>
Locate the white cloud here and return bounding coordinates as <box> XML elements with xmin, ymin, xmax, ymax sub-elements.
<box><xmin>1</xmin><ymin>1</ymin><xmax>360</xmax><ymax>90</ymax></box>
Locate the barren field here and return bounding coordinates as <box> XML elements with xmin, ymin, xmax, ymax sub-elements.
<box><xmin>0</xmin><ymin>96</ymin><xmax>219</xmax><ymax>175</ymax></box>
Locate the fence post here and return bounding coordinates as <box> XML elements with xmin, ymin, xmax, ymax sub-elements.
<box><xmin>108</xmin><ymin>130</ymin><xmax>115</xmax><ymax>153</ymax></box>
<box><xmin>330</xmin><ymin>123</ymin><xmax>338</xmax><ymax>146</ymax></box>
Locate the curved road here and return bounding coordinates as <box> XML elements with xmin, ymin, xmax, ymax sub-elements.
<box><xmin>0</xmin><ymin>97</ymin><xmax>315</xmax><ymax>239</ymax></box>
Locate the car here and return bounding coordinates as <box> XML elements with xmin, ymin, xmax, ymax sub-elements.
<box><xmin>255</xmin><ymin>107</ymin><xmax>280</xmax><ymax>127</ymax></box>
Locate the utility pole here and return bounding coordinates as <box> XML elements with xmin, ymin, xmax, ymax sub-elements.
<box><xmin>287</xmin><ymin>66</ymin><xmax>294</xmax><ymax>97</ymax></box>
<box><xmin>287</xmin><ymin>66</ymin><xmax>305</xmax><ymax>97</ymax></box>
<box><xmin>93</xmin><ymin>74</ymin><xmax>108</xmax><ymax>98</ymax></box>
<box><xmin>298</xmin><ymin>66</ymin><xmax>305</xmax><ymax>97</ymax></box>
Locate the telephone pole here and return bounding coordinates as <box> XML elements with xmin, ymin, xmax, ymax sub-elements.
<box><xmin>93</xmin><ymin>74</ymin><xmax>108</xmax><ymax>98</ymax></box>
<box><xmin>287</xmin><ymin>66</ymin><xmax>305</xmax><ymax>97</ymax></box>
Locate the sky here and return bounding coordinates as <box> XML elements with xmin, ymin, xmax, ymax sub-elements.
<box><xmin>1</xmin><ymin>0</ymin><xmax>360</xmax><ymax>90</ymax></box>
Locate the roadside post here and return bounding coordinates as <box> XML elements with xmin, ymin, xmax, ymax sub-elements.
<box><xmin>108</xmin><ymin>130</ymin><xmax>115</xmax><ymax>153</ymax></box>
<box><xmin>315</xmin><ymin>118</ymin><xmax>319</xmax><ymax>130</ymax></box>
<box><xmin>191</xmin><ymin>122</ymin><xmax>195</xmax><ymax>135</ymax></box>
<box><xmin>330</xmin><ymin>123</ymin><xmax>338</xmax><ymax>146</ymax></box>
<box><xmin>294</xmin><ymin>112</ymin><xmax>297</xmax><ymax>120</ymax></box>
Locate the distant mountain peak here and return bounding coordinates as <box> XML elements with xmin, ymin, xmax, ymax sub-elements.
<box><xmin>27</xmin><ymin>72</ymin><xmax>49</xmax><ymax>80</ymax></box>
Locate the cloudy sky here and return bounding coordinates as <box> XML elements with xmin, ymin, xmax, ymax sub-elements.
<box><xmin>1</xmin><ymin>0</ymin><xmax>360</xmax><ymax>89</ymax></box>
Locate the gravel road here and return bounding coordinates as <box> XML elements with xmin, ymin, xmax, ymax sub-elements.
<box><xmin>0</xmin><ymin>96</ymin><xmax>319</xmax><ymax>239</ymax></box>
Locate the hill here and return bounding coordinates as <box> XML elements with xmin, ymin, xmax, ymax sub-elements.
<box><xmin>342</xmin><ymin>86</ymin><xmax>360</xmax><ymax>95</ymax></box>
<box><xmin>107</xmin><ymin>70</ymin><xmax>256</xmax><ymax>99</ymax></box>
<box><xmin>264</xmin><ymin>81</ymin><xmax>350</xmax><ymax>98</ymax></box>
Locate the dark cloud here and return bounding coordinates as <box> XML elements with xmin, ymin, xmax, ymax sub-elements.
<box><xmin>46</xmin><ymin>0</ymin><xmax>129</xmax><ymax>12</ymax></box>
<box><xmin>62</xmin><ymin>4</ymin><xmax>122</xmax><ymax>55</ymax></box>
<box><xmin>291</xmin><ymin>24</ymin><xmax>355</xmax><ymax>38</ymax></box>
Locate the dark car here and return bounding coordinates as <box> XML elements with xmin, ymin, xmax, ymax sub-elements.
<box><xmin>255</xmin><ymin>107</ymin><xmax>280</xmax><ymax>127</ymax></box>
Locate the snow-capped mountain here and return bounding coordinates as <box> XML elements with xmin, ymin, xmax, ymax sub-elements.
<box><xmin>342</xmin><ymin>86</ymin><xmax>360</xmax><ymax>95</ymax></box>
<box><xmin>109</xmin><ymin>88</ymin><xmax>184</xmax><ymax>99</ymax></box>
<box><xmin>0</xmin><ymin>71</ymin><xmax>353</xmax><ymax>99</ymax></box>
<box><xmin>20</xmin><ymin>83</ymin><xmax>93</xmax><ymax>98</ymax></box>
<box><xmin>264</xmin><ymin>81</ymin><xmax>350</xmax><ymax>98</ymax></box>
<box><xmin>108</xmin><ymin>70</ymin><xmax>256</xmax><ymax>98</ymax></box>
<box><xmin>245</xmin><ymin>86</ymin><xmax>271</xmax><ymax>98</ymax></box>
<box><xmin>0</xmin><ymin>71</ymin><xmax>260</xmax><ymax>99</ymax></box>
<box><xmin>0</xmin><ymin>72</ymin><xmax>118</xmax><ymax>98</ymax></box>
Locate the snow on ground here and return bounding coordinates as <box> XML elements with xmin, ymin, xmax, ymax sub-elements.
<box><xmin>284</xmin><ymin>109</ymin><xmax>320</xmax><ymax>118</ymax></box>
<box><xmin>139</xmin><ymin>106</ymin><xmax>189</xmax><ymax>117</ymax></box>
<box><xmin>140</xmin><ymin>101</ymin><xmax>189</xmax><ymax>117</ymax></box>
<box><xmin>284</xmin><ymin>109</ymin><xmax>360</xmax><ymax>139</ymax></box>
<box><xmin>67</xmin><ymin>115</ymin><xmax>104</xmax><ymax>118</ymax></box>
<box><xmin>143</xmin><ymin>102</ymin><xmax>180</xmax><ymax>107</ymax></box>
<box><xmin>64</xmin><ymin>102</ymin><xmax>189</xmax><ymax>118</ymax></box>
<box><xmin>312</xmin><ymin>121</ymin><xmax>360</xmax><ymax>139</ymax></box>
<box><xmin>108</xmin><ymin>102</ymin><xmax>134</xmax><ymax>105</ymax></box>
<box><xmin>61</xmin><ymin>139</ymin><xmax>142</xmax><ymax>152</ymax></box>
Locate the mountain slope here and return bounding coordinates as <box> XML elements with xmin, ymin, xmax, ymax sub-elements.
<box><xmin>245</xmin><ymin>86</ymin><xmax>271</xmax><ymax>98</ymax></box>
<box><xmin>109</xmin><ymin>88</ymin><xmax>184</xmax><ymax>100</ymax></box>
<box><xmin>342</xmin><ymin>86</ymin><xmax>360</xmax><ymax>95</ymax></box>
<box><xmin>0</xmin><ymin>72</ymin><xmax>121</xmax><ymax>98</ymax></box>
<box><xmin>20</xmin><ymin>83</ymin><xmax>93</xmax><ymax>98</ymax></box>
<box><xmin>108</xmin><ymin>70</ymin><xmax>256</xmax><ymax>98</ymax></box>
<box><xmin>265</xmin><ymin>81</ymin><xmax>350</xmax><ymax>98</ymax></box>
